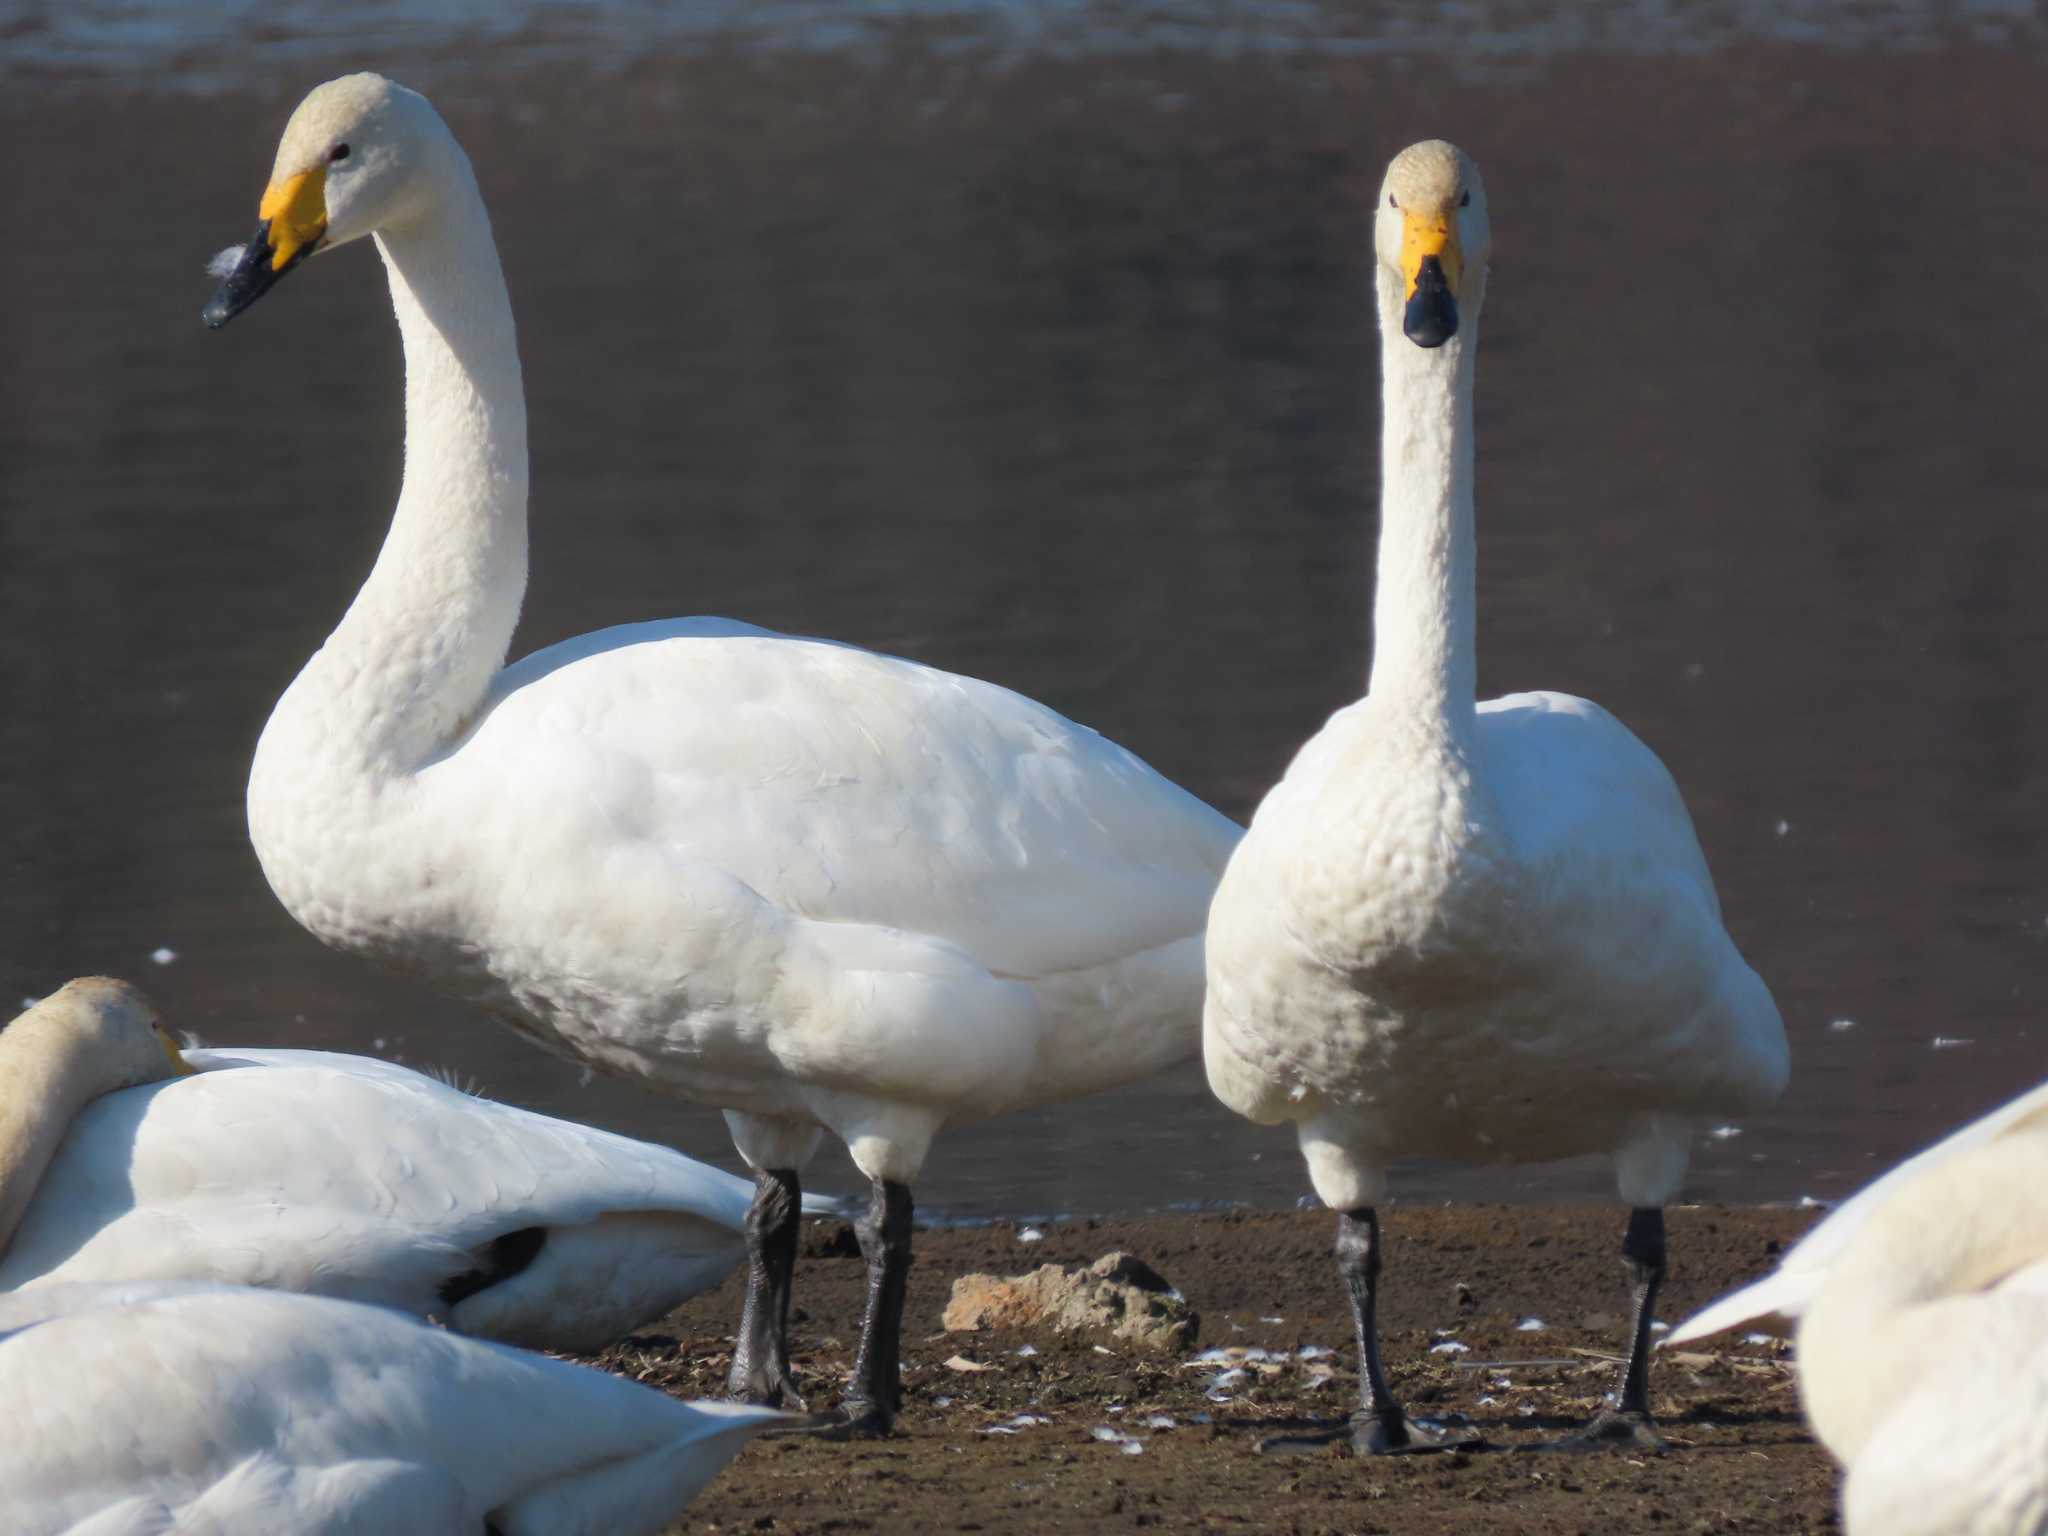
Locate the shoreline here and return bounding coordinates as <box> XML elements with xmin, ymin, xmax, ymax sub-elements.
<box><xmin>6</xmin><ymin>1</ymin><xmax>2040</xmax><ymax>94</ymax></box>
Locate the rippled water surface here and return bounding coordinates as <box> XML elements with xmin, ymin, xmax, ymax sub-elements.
<box><xmin>4</xmin><ymin>6</ymin><xmax>2047</xmax><ymax>1216</ymax></box>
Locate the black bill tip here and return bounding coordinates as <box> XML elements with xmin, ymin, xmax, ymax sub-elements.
<box><xmin>1402</xmin><ymin>255</ymin><xmax>1458</xmax><ymax>349</ymax></box>
<box><xmin>203</xmin><ymin>220</ymin><xmax>303</xmax><ymax>329</ymax></box>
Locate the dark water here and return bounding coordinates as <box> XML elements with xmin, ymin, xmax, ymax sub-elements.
<box><xmin>5</xmin><ymin>9</ymin><xmax>2048</xmax><ymax>1218</ymax></box>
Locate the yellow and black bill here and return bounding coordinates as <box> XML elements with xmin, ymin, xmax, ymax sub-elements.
<box><xmin>1397</xmin><ymin>209</ymin><xmax>1462</xmax><ymax>349</ymax></box>
<box><xmin>1403</xmin><ymin>257</ymin><xmax>1457</xmax><ymax>348</ymax></box>
<box><xmin>202</xmin><ymin>168</ymin><xmax>328</xmax><ymax>330</ymax></box>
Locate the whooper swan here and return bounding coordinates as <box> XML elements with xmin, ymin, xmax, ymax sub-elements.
<box><xmin>1793</xmin><ymin>1099</ymin><xmax>2048</xmax><ymax>1535</ymax></box>
<box><xmin>0</xmin><ymin>977</ymin><xmax>771</xmax><ymax>1351</ymax></box>
<box><xmin>1201</xmin><ymin>140</ymin><xmax>1789</xmax><ymax>1454</ymax></box>
<box><xmin>202</xmin><ymin>73</ymin><xmax>1240</xmax><ymax>1434</ymax></box>
<box><xmin>0</xmin><ymin>1281</ymin><xmax>781</xmax><ymax>1535</ymax></box>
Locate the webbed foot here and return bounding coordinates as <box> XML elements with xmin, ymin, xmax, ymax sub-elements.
<box><xmin>1519</xmin><ymin>1406</ymin><xmax>1667</xmax><ymax>1455</ymax></box>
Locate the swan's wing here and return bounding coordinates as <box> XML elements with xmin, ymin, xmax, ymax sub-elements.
<box><xmin>442</xmin><ymin>623</ymin><xmax>1242</xmax><ymax>981</ymax></box>
<box><xmin>1</xmin><ymin>1053</ymin><xmax>753</xmax><ymax>1311</ymax></box>
<box><xmin>0</xmin><ymin>1280</ymin><xmax>240</xmax><ymax>1341</ymax></box>
<box><xmin>1468</xmin><ymin>691</ymin><xmax>1788</xmax><ymax>1108</ymax></box>
<box><xmin>1476</xmin><ymin>691</ymin><xmax>1719</xmax><ymax>909</ymax></box>
<box><xmin>0</xmin><ymin>1287</ymin><xmax>779</xmax><ymax>1536</ymax></box>
<box><xmin>187</xmin><ymin>1046</ymin><xmax>853</xmax><ymax>1208</ymax></box>
<box><xmin>1667</xmin><ymin>1079</ymin><xmax>2048</xmax><ymax>1345</ymax></box>
<box><xmin>1841</xmin><ymin>1313</ymin><xmax>2048</xmax><ymax>1536</ymax></box>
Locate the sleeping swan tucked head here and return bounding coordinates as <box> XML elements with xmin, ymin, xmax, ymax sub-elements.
<box><xmin>204</xmin><ymin>73</ymin><xmax>463</xmax><ymax>328</ymax></box>
<box><xmin>0</xmin><ymin>979</ymin><xmax>191</xmax><ymax>1256</ymax></box>
<box><xmin>3</xmin><ymin>979</ymin><xmax>190</xmax><ymax>1089</ymax></box>
<box><xmin>1374</xmin><ymin>139</ymin><xmax>1492</xmax><ymax>351</ymax></box>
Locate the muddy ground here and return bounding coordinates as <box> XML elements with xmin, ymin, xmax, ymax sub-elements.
<box><xmin>591</xmin><ymin>1204</ymin><xmax>1838</xmax><ymax>1534</ymax></box>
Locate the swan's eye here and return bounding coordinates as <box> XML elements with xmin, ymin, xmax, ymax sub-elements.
<box><xmin>1459</xmin><ymin>190</ymin><xmax>1470</xmax><ymax>207</ymax></box>
<box><xmin>1387</xmin><ymin>193</ymin><xmax>1399</xmax><ymax>209</ymax></box>
<box><xmin>330</xmin><ymin>143</ymin><xmax>351</xmax><ymax>163</ymax></box>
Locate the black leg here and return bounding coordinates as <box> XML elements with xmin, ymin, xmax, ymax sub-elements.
<box><xmin>840</xmin><ymin>1178</ymin><xmax>913</xmax><ymax>1433</ymax></box>
<box><xmin>1614</xmin><ymin>1206</ymin><xmax>1666</xmax><ymax>1420</ymax></box>
<box><xmin>1523</xmin><ymin>1206</ymin><xmax>1669</xmax><ymax>1454</ymax></box>
<box><xmin>1259</xmin><ymin>1208</ymin><xmax>1474</xmax><ymax>1456</ymax></box>
<box><xmin>727</xmin><ymin>1167</ymin><xmax>804</xmax><ymax>1408</ymax></box>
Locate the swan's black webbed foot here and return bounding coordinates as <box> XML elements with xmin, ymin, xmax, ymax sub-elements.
<box><xmin>1258</xmin><ymin>1409</ymin><xmax>1480</xmax><ymax>1456</ymax></box>
<box><xmin>761</xmin><ymin>1404</ymin><xmax>892</xmax><ymax>1441</ymax></box>
<box><xmin>1519</xmin><ymin>1406</ymin><xmax>1668</xmax><ymax>1455</ymax></box>
<box><xmin>1518</xmin><ymin>1208</ymin><xmax>1670</xmax><ymax>1455</ymax></box>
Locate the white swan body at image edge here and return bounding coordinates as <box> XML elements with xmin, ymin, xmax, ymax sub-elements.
<box><xmin>1666</xmin><ymin>1075</ymin><xmax>2048</xmax><ymax>1346</ymax></box>
<box><xmin>1791</xmin><ymin>1114</ymin><xmax>2048</xmax><ymax>1535</ymax></box>
<box><xmin>0</xmin><ymin>1282</ymin><xmax>781</xmax><ymax>1536</ymax></box>
<box><xmin>0</xmin><ymin>982</ymin><xmax>772</xmax><ymax>1352</ymax></box>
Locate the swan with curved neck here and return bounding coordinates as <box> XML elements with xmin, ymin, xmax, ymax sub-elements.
<box><xmin>1794</xmin><ymin>1113</ymin><xmax>2048</xmax><ymax>1533</ymax></box>
<box><xmin>203</xmin><ymin>74</ymin><xmax>1241</xmax><ymax>1434</ymax></box>
<box><xmin>0</xmin><ymin>979</ymin><xmax>796</xmax><ymax>1351</ymax></box>
<box><xmin>1202</xmin><ymin>139</ymin><xmax>1788</xmax><ymax>1454</ymax></box>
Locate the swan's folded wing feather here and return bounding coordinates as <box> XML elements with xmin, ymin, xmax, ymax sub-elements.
<box><xmin>0</xmin><ymin>1056</ymin><xmax>753</xmax><ymax>1299</ymax></box>
<box><xmin>441</xmin><ymin>623</ymin><xmax>1242</xmax><ymax>981</ymax></box>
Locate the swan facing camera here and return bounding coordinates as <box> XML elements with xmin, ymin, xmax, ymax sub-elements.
<box><xmin>1403</xmin><ymin>256</ymin><xmax>1458</xmax><ymax>348</ymax></box>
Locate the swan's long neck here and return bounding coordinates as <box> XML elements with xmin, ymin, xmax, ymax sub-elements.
<box><xmin>1367</xmin><ymin>269</ymin><xmax>1479</xmax><ymax>729</ymax></box>
<box><xmin>287</xmin><ymin>163</ymin><xmax>529</xmax><ymax>776</ymax></box>
<box><xmin>1797</xmin><ymin>1137</ymin><xmax>2048</xmax><ymax>1462</ymax></box>
<box><xmin>0</xmin><ymin>1019</ymin><xmax>108</xmax><ymax>1258</ymax></box>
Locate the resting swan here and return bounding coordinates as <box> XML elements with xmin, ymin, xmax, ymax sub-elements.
<box><xmin>1201</xmin><ymin>140</ymin><xmax>1789</xmax><ymax>1454</ymax></box>
<box><xmin>0</xmin><ymin>1281</ymin><xmax>781</xmax><ymax>1535</ymax></box>
<box><xmin>1667</xmin><ymin>1077</ymin><xmax>2048</xmax><ymax>1347</ymax></box>
<box><xmin>1793</xmin><ymin>1104</ymin><xmax>2048</xmax><ymax>1534</ymax></box>
<box><xmin>202</xmin><ymin>73</ymin><xmax>1240</xmax><ymax>1433</ymax></box>
<box><xmin>0</xmin><ymin>977</ymin><xmax>766</xmax><ymax>1351</ymax></box>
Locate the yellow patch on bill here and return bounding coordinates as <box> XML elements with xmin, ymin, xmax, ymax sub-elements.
<box><xmin>258</xmin><ymin>166</ymin><xmax>328</xmax><ymax>271</ymax></box>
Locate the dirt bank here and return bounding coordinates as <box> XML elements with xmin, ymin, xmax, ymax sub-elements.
<box><xmin>595</xmin><ymin>1203</ymin><xmax>1839</xmax><ymax>1533</ymax></box>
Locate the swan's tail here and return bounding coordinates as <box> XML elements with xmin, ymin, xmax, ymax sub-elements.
<box><xmin>1662</xmin><ymin>1268</ymin><xmax>1819</xmax><ymax>1347</ymax></box>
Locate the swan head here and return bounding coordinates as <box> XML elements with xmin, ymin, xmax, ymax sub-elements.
<box><xmin>3</xmin><ymin>978</ymin><xmax>192</xmax><ymax>1088</ymax></box>
<box><xmin>203</xmin><ymin>73</ymin><xmax>455</xmax><ymax>329</ymax></box>
<box><xmin>1373</xmin><ymin>140</ymin><xmax>1490</xmax><ymax>350</ymax></box>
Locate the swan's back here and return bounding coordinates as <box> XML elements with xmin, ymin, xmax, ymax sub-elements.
<box><xmin>1475</xmin><ymin>691</ymin><xmax>1716</xmax><ymax>910</ymax></box>
<box><xmin>0</xmin><ymin>1285</ymin><xmax>778</xmax><ymax>1535</ymax></box>
<box><xmin>1474</xmin><ymin>691</ymin><xmax>1786</xmax><ymax>1104</ymax></box>
<box><xmin>0</xmin><ymin>1050</ymin><xmax>752</xmax><ymax>1345</ymax></box>
<box><xmin>435</xmin><ymin>620</ymin><xmax>1242</xmax><ymax>979</ymax></box>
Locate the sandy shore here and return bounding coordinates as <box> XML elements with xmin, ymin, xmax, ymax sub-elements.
<box><xmin>586</xmin><ymin>1203</ymin><xmax>1839</xmax><ymax>1533</ymax></box>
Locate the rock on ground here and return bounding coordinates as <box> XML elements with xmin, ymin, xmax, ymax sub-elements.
<box><xmin>943</xmin><ymin>1250</ymin><xmax>1199</xmax><ymax>1353</ymax></box>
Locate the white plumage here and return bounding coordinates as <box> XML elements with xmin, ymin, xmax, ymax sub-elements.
<box><xmin>204</xmin><ymin>73</ymin><xmax>1237</xmax><ymax>1429</ymax></box>
<box><xmin>0</xmin><ymin>979</ymin><xmax>760</xmax><ymax>1350</ymax></box>
<box><xmin>1202</xmin><ymin>140</ymin><xmax>1786</xmax><ymax>1453</ymax></box>
<box><xmin>1790</xmin><ymin>1096</ymin><xmax>2048</xmax><ymax>1535</ymax></box>
<box><xmin>1668</xmin><ymin>1077</ymin><xmax>2048</xmax><ymax>1347</ymax></box>
<box><xmin>0</xmin><ymin>1283</ymin><xmax>781</xmax><ymax>1535</ymax></box>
